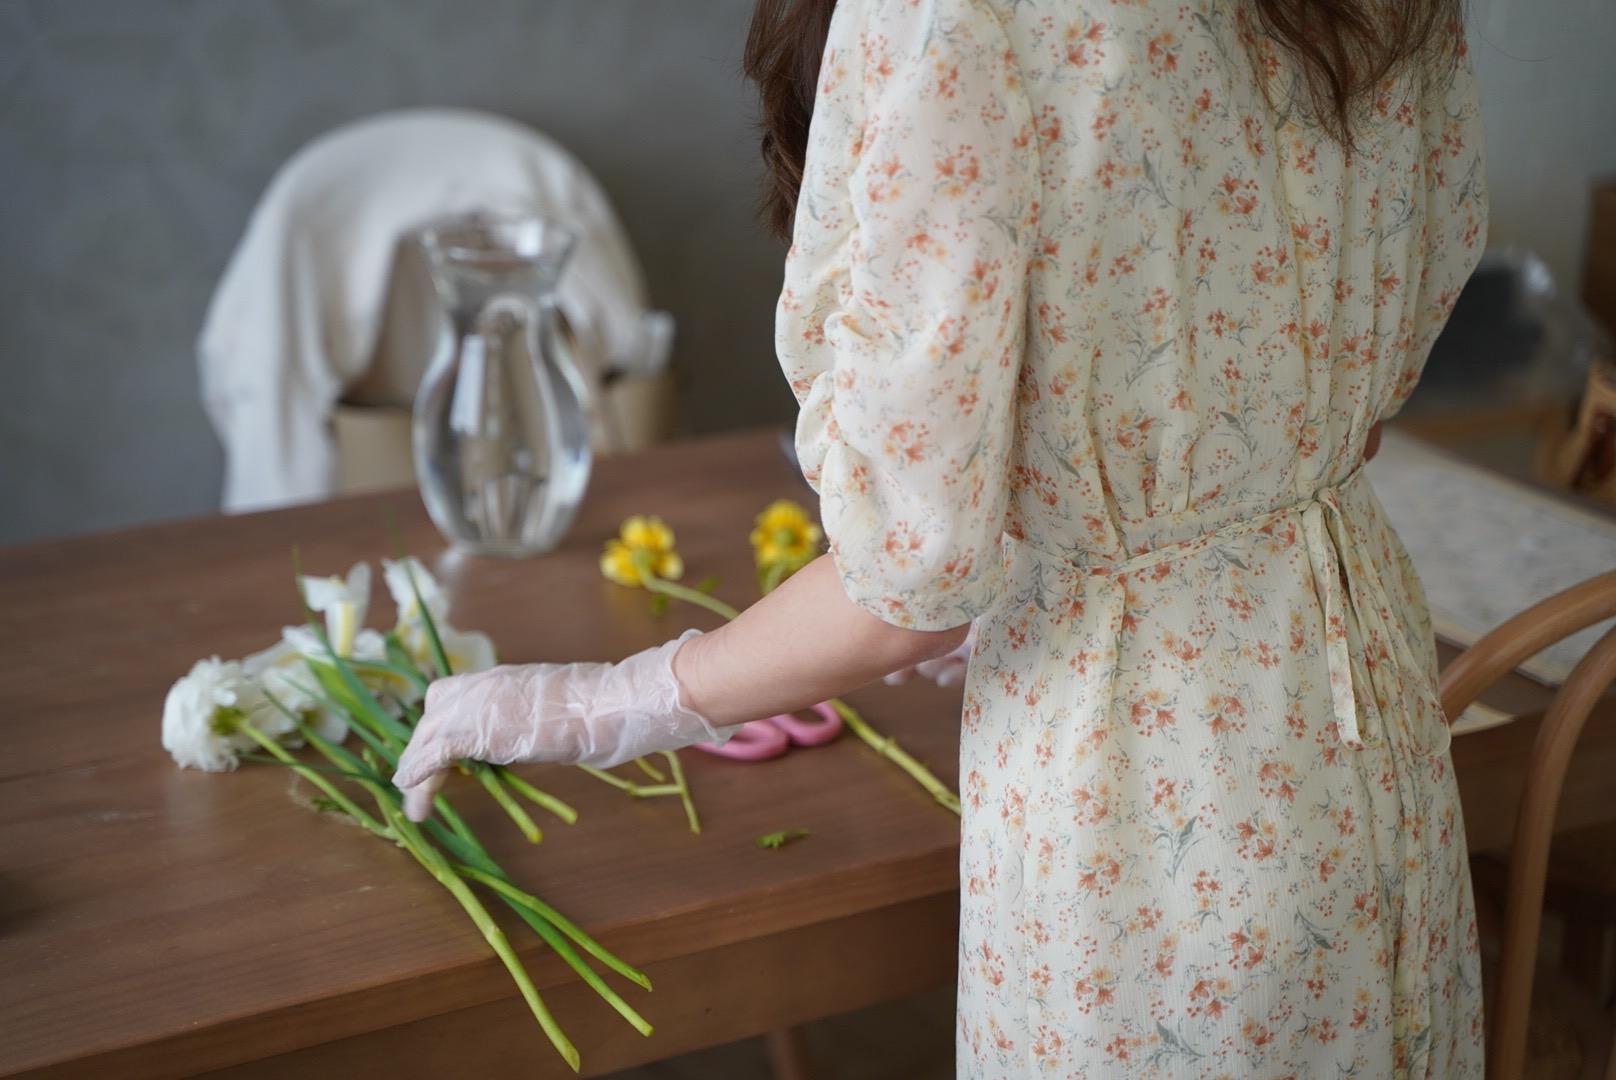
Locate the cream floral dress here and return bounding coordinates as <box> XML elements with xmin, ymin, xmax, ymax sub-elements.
<box><xmin>776</xmin><ymin>0</ymin><xmax>1488</xmax><ymax>1075</ymax></box>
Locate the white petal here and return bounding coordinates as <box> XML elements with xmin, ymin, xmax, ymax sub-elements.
<box><xmin>243</xmin><ymin>638</ymin><xmax>297</xmax><ymax>677</ymax></box>
<box><xmin>441</xmin><ymin>627</ymin><xmax>497</xmax><ymax>674</ymax></box>
<box><xmin>310</xmin><ymin>708</ymin><xmax>350</xmax><ymax>745</ymax></box>
<box><xmin>161</xmin><ymin>657</ymin><xmax>259</xmax><ymax>771</ymax></box>
<box><xmin>383</xmin><ymin>557</ymin><xmax>448</xmax><ymax>626</ymax></box>
<box><xmin>352</xmin><ymin>628</ymin><xmax>388</xmax><ymax>662</ymax></box>
<box><xmin>281</xmin><ymin>624</ymin><xmax>325</xmax><ymax>660</ymax></box>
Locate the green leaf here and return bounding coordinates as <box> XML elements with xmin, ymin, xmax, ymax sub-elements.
<box><xmin>696</xmin><ymin>576</ymin><xmax>721</xmax><ymax>594</ymax></box>
<box><xmin>648</xmin><ymin>593</ymin><xmax>670</xmax><ymax>617</ymax></box>
<box><xmin>307</xmin><ymin>658</ymin><xmax>410</xmax><ymax>749</ymax></box>
<box><xmin>384</xmin><ymin>632</ymin><xmax>428</xmax><ymax>682</ymax></box>
<box><xmin>347</xmin><ymin>656</ymin><xmax>430</xmax><ymax>697</ymax></box>
<box><xmin>756</xmin><ymin>828</ymin><xmax>810</xmax><ymax>850</ymax></box>
<box><xmin>401</xmin><ymin>558</ymin><xmax>453</xmax><ymax>679</ymax></box>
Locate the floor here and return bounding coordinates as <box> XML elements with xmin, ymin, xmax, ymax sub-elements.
<box><xmin>602</xmin><ymin>986</ymin><xmax>956</xmax><ymax>1079</ymax></box>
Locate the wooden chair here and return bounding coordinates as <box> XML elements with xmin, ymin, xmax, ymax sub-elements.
<box><xmin>1440</xmin><ymin>569</ymin><xmax>1616</xmax><ymax>1079</ymax></box>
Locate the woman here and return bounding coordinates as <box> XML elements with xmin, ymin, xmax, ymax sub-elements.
<box><xmin>394</xmin><ymin>0</ymin><xmax>1487</xmax><ymax>1073</ymax></box>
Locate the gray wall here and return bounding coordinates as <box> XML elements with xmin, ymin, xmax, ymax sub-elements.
<box><xmin>5</xmin><ymin>1</ymin><xmax>1613</xmax><ymax>545</ymax></box>
<box><xmin>0</xmin><ymin>0</ymin><xmax>792</xmax><ymax>545</ymax></box>
<box><xmin>1468</xmin><ymin>0</ymin><xmax>1616</xmax><ymax>297</ymax></box>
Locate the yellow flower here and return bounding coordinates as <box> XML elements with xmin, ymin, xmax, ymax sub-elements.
<box><xmin>749</xmin><ymin>499</ymin><xmax>823</xmax><ymax>571</ymax></box>
<box><xmin>600</xmin><ymin>515</ymin><xmax>684</xmax><ymax>587</ymax></box>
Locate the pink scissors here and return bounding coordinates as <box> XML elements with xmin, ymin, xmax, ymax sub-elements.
<box><xmin>695</xmin><ymin>701</ymin><xmax>843</xmax><ymax>761</ymax></box>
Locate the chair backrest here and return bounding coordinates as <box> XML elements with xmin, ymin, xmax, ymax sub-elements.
<box><xmin>1438</xmin><ymin>569</ymin><xmax>1616</xmax><ymax>1080</ymax></box>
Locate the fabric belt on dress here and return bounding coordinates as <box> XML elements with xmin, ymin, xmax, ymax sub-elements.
<box><xmin>1005</xmin><ymin>466</ymin><xmax>1453</xmax><ymax>758</ymax></box>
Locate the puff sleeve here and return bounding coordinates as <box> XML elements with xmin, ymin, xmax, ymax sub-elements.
<box><xmin>775</xmin><ymin>0</ymin><xmax>1039</xmax><ymax>630</ymax></box>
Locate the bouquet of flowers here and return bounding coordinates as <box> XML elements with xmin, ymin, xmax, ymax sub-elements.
<box><xmin>161</xmin><ymin>555</ymin><xmax>647</xmax><ymax>1072</ymax></box>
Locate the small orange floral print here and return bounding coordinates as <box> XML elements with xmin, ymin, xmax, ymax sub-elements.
<box><xmin>776</xmin><ymin>0</ymin><xmax>1486</xmax><ymax>1074</ymax></box>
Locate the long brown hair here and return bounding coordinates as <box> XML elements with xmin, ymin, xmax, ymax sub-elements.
<box><xmin>742</xmin><ymin>0</ymin><xmax>1463</xmax><ymax>239</ymax></box>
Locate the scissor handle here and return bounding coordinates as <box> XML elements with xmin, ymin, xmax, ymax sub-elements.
<box><xmin>764</xmin><ymin>701</ymin><xmax>844</xmax><ymax>747</ymax></box>
<box><xmin>691</xmin><ymin>717</ymin><xmax>791</xmax><ymax>762</ymax></box>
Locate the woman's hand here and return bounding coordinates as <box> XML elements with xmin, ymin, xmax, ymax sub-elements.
<box><xmin>391</xmin><ymin>631</ymin><xmax>729</xmax><ymax>821</ymax></box>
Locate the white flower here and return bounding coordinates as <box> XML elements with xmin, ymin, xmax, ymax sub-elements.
<box><xmin>439</xmin><ymin>626</ymin><xmax>497</xmax><ymax>675</ymax></box>
<box><xmin>301</xmin><ymin>562</ymin><xmax>371</xmax><ymax>657</ymax></box>
<box><xmin>382</xmin><ymin>556</ymin><xmax>495</xmax><ymax>677</ymax></box>
<box><xmin>278</xmin><ymin>623</ymin><xmax>388</xmax><ymax>664</ymax></box>
<box><xmin>162</xmin><ymin>656</ymin><xmax>288</xmax><ymax>772</ymax></box>
<box><xmin>243</xmin><ymin>639</ymin><xmax>349</xmax><ymax>745</ymax></box>
<box><xmin>383</xmin><ymin>556</ymin><xmax>447</xmax><ymax>626</ymax></box>
<box><xmin>274</xmin><ymin>622</ymin><xmax>412</xmax><ymax>712</ymax></box>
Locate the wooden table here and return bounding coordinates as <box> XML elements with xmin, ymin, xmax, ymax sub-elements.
<box><xmin>1</xmin><ymin>429</ymin><xmax>1611</xmax><ymax>1079</ymax></box>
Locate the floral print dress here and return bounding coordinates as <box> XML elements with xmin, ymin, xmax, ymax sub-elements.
<box><xmin>775</xmin><ymin>0</ymin><xmax>1489</xmax><ymax>1076</ymax></box>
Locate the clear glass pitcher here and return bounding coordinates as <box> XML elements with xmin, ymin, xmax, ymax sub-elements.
<box><xmin>413</xmin><ymin>214</ymin><xmax>592</xmax><ymax>557</ymax></box>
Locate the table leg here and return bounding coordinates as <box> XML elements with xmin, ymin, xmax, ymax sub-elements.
<box><xmin>764</xmin><ymin>1026</ymin><xmax>813</xmax><ymax>1080</ymax></box>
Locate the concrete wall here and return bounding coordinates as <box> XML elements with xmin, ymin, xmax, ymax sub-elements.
<box><xmin>2</xmin><ymin>0</ymin><xmax>1612</xmax><ymax>544</ymax></box>
<box><xmin>0</xmin><ymin>0</ymin><xmax>791</xmax><ymax>544</ymax></box>
<box><xmin>1468</xmin><ymin>0</ymin><xmax>1616</xmax><ymax>296</ymax></box>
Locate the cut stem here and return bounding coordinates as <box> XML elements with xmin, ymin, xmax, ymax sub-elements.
<box><xmin>828</xmin><ymin>698</ymin><xmax>960</xmax><ymax>815</ymax></box>
<box><xmin>661</xmin><ymin>750</ymin><xmax>700</xmax><ymax>835</ymax></box>
<box><xmin>577</xmin><ymin>764</ymin><xmax>678</xmax><ymax>799</ymax></box>
<box><xmin>239</xmin><ymin>719</ymin><xmax>390</xmax><ymax>839</ymax></box>
<box><xmin>641</xmin><ymin>575</ymin><xmax>741</xmax><ymax>622</ymax></box>
<box><xmin>495</xmin><ymin>767</ymin><xmax>579</xmax><ymax>825</ymax></box>
<box><xmin>296</xmin><ymin>702</ymin><xmax>653</xmax><ymax>1061</ymax></box>
<box><xmin>454</xmin><ymin>864</ymin><xmax>653</xmax><ymax>992</ymax></box>
<box><xmin>375</xmin><ymin>798</ymin><xmax>580</xmax><ymax>1072</ymax></box>
<box><xmin>632</xmin><ymin>756</ymin><xmax>667</xmax><ymax>782</ymax></box>
<box><xmin>455</xmin><ymin>865</ymin><xmax>655</xmax><ymax>1035</ymax></box>
<box><xmin>475</xmin><ymin>765</ymin><xmax>543</xmax><ymax>843</ymax></box>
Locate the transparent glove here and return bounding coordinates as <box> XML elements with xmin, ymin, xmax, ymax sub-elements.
<box><xmin>391</xmin><ymin>630</ymin><xmax>729</xmax><ymax>820</ymax></box>
<box><xmin>882</xmin><ymin>622</ymin><xmax>976</xmax><ymax>689</ymax></box>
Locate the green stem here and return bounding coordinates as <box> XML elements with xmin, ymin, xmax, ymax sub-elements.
<box><xmin>453</xmin><ymin>865</ymin><xmax>653</xmax><ymax>992</ymax></box>
<box><xmin>456</xmin><ymin>865</ymin><xmax>655</xmax><ymax>1034</ymax></box>
<box><xmin>289</xmin><ymin>673</ymin><xmax>401</xmax><ymax>765</ymax></box>
<box><xmin>375</xmin><ymin>798</ymin><xmax>580</xmax><ymax>1072</ymax></box>
<box><xmin>346</xmin><ymin>657</ymin><xmax>430</xmax><ymax>698</ymax></box>
<box><xmin>475</xmin><ymin>765</ymin><xmax>543</xmax><ymax>843</ymax></box>
<box><xmin>632</xmin><ymin>756</ymin><xmax>667</xmax><ymax>782</ymax></box>
<box><xmin>576</xmin><ymin>764</ymin><xmax>678</xmax><ymax>799</ymax></box>
<box><xmin>298</xmin><ymin>725</ymin><xmax>652</xmax><ymax>1050</ymax></box>
<box><xmin>238</xmin><ymin>720</ymin><xmax>390</xmax><ymax>839</ymax></box>
<box><xmin>495</xmin><ymin>767</ymin><xmax>579</xmax><ymax>825</ymax></box>
<box><xmin>385</xmin><ymin>632</ymin><xmax>429</xmax><ymax>683</ymax></box>
<box><xmin>661</xmin><ymin>751</ymin><xmax>700</xmax><ymax>835</ymax></box>
<box><xmin>828</xmin><ymin>698</ymin><xmax>961</xmax><ymax>815</ymax></box>
<box><xmin>641</xmin><ymin>575</ymin><xmax>741</xmax><ymax>621</ymax></box>
<box><xmin>433</xmin><ymin>793</ymin><xmax>479</xmax><ymax>844</ymax></box>
<box><xmin>401</xmin><ymin>560</ymin><xmax>455</xmax><ymax>679</ymax></box>
<box><xmin>306</xmin><ymin>658</ymin><xmax>412</xmax><ymax>751</ymax></box>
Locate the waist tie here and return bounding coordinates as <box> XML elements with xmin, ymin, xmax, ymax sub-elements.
<box><xmin>1008</xmin><ymin>467</ymin><xmax>1452</xmax><ymax>758</ymax></box>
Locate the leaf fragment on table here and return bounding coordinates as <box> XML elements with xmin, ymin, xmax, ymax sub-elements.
<box><xmin>756</xmin><ymin>828</ymin><xmax>810</xmax><ymax>850</ymax></box>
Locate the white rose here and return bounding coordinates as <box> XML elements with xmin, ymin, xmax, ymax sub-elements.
<box><xmin>161</xmin><ymin>657</ymin><xmax>283</xmax><ymax>771</ymax></box>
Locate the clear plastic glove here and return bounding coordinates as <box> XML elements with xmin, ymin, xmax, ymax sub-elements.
<box><xmin>391</xmin><ymin>630</ymin><xmax>730</xmax><ymax>820</ymax></box>
<box><xmin>882</xmin><ymin>622</ymin><xmax>976</xmax><ymax>689</ymax></box>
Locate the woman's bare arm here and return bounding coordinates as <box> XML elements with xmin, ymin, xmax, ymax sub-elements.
<box><xmin>672</xmin><ymin>554</ymin><xmax>970</xmax><ymax>727</ymax></box>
